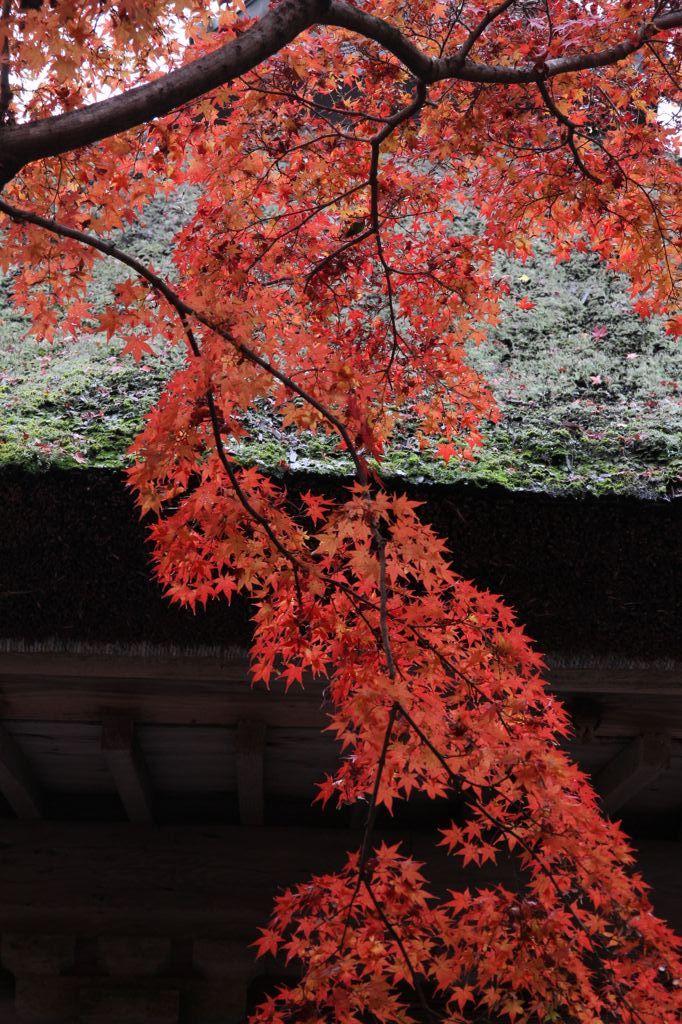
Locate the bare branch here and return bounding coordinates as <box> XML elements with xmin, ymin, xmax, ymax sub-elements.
<box><xmin>330</xmin><ymin>701</ymin><xmax>399</xmax><ymax>960</ymax></box>
<box><xmin>307</xmin><ymin>79</ymin><xmax>426</xmax><ymax>364</ymax></box>
<box><xmin>375</xmin><ymin>535</ymin><xmax>396</xmax><ymax>680</ymax></box>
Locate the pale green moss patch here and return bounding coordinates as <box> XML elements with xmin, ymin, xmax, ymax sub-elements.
<box><xmin>0</xmin><ymin>191</ymin><xmax>191</xmax><ymax>470</ymax></box>
<box><xmin>0</xmin><ymin>201</ymin><xmax>680</xmax><ymax>497</ymax></box>
<box><xmin>0</xmin><ymin>331</ymin><xmax>183</xmax><ymax>469</ymax></box>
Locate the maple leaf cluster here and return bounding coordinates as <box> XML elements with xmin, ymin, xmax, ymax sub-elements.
<box><xmin>0</xmin><ymin>1</ymin><xmax>681</xmax><ymax>1021</ymax></box>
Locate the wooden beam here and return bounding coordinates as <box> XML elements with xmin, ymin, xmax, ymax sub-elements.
<box><xmin>0</xmin><ymin>651</ymin><xmax>679</xmax><ymax>726</ymax></box>
<box><xmin>0</xmin><ymin>648</ymin><xmax>254</xmax><ymax>683</ymax></box>
<box><xmin>596</xmin><ymin>732</ymin><xmax>671</xmax><ymax>815</ymax></box>
<box><xmin>236</xmin><ymin>719</ymin><xmax>266</xmax><ymax>826</ymax></box>
<box><xmin>548</xmin><ymin>669</ymin><xmax>682</xmax><ymax>696</ymax></box>
<box><xmin>0</xmin><ymin>823</ymin><xmax>680</xmax><ymax>937</ymax></box>
<box><xmin>101</xmin><ymin>716</ymin><xmax>153</xmax><ymax>824</ymax></box>
<box><xmin>0</xmin><ymin>651</ymin><xmax>326</xmax><ymax>727</ymax></box>
<box><xmin>0</xmin><ymin>722</ymin><xmax>42</xmax><ymax>818</ymax></box>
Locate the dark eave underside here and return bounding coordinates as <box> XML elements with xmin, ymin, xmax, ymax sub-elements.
<box><xmin>0</xmin><ymin>467</ymin><xmax>679</xmax><ymax>657</ymax></box>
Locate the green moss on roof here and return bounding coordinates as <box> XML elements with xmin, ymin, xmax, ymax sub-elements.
<box><xmin>0</xmin><ymin>195</ymin><xmax>680</xmax><ymax>497</ymax></box>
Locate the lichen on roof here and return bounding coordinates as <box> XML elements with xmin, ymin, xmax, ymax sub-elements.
<box><xmin>0</xmin><ymin>193</ymin><xmax>680</xmax><ymax>498</ymax></box>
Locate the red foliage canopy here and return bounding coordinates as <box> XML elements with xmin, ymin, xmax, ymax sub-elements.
<box><xmin>0</xmin><ymin>2</ymin><xmax>680</xmax><ymax>1021</ymax></box>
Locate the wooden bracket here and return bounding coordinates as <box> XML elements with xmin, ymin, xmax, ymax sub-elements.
<box><xmin>236</xmin><ymin>719</ymin><xmax>266</xmax><ymax>826</ymax></box>
<box><xmin>101</xmin><ymin>715</ymin><xmax>153</xmax><ymax>824</ymax></box>
<box><xmin>596</xmin><ymin>732</ymin><xmax>671</xmax><ymax>815</ymax></box>
<box><xmin>0</xmin><ymin>722</ymin><xmax>42</xmax><ymax>818</ymax></box>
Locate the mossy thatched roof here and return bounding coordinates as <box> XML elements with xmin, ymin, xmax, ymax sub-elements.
<box><xmin>1</xmin><ymin>192</ymin><xmax>680</xmax><ymax>498</ymax></box>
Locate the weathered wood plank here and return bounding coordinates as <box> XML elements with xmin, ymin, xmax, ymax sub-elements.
<box><xmin>546</xmin><ymin>663</ymin><xmax>682</xmax><ymax>696</ymax></box>
<box><xmin>265</xmin><ymin>729</ymin><xmax>340</xmax><ymax>795</ymax></box>
<box><xmin>571</xmin><ymin>696</ymin><xmax>682</xmax><ymax>737</ymax></box>
<box><xmin>0</xmin><ymin>673</ymin><xmax>327</xmax><ymax>728</ymax></box>
<box><xmin>79</xmin><ymin>988</ymin><xmax>179</xmax><ymax>1024</ymax></box>
<box><xmin>0</xmin><ymin>650</ymin><xmax>255</xmax><ymax>682</ymax></box>
<box><xmin>0</xmin><ymin>823</ymin><xmax>352</xmax><ymax>938</ymax></box>
<box><xmin>138</xmin><ymin>725</ymin><xmax>238</xmax><ymax>793</ymax></box>
<box><xmin>6</xmin><ymin>721</ymin><xmax>112</xmax><ymax>793</ymax></box>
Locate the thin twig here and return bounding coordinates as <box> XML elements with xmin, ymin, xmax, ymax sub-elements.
<box><xmin>535</xmin><ymin>75</ymin><xmax>603</xmax><ymax>183</ymax></box>
<box><xmin>362</xmin><ymin>875</ymin><xmax>441</xmax><ymax>1022</ymax></box>
<box><xmin>338</xmin><ymin>702</ymin><xmax>399</xmax><ymax>951</ymax></box>
<box><xmin>375</xmin><ymin>533</ymin><xmax>397</xmax><ymax>679</ymax></box>
<box><xmin>451</xmin><ymin>0</ymin><xmax>517</xmax><ymax>69</ymax></box>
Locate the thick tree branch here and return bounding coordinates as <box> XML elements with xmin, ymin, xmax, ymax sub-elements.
<box><xmin>0</xmin><ymin>0</ymin><xmax>327</xmax><ymax>180</ymax></box>
<box><xmin>0</xmin><ymin>0</ymin><xmax>680</xmax><ymax>186</ymax></box>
